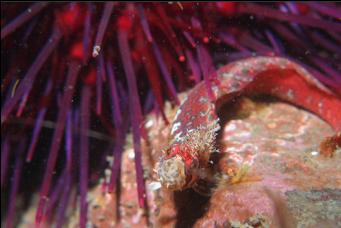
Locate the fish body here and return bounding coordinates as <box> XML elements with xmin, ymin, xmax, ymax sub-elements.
<box><xmin>157</xmin><ymin>56</ymin><xmax>341</xmax><ymax>190</ymax></box>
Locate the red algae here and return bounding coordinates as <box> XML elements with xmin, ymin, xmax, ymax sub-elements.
<box><xmin>319</xmin><ymin>133</ymin><xmax>341</xmax><ymax>158</ymax></box>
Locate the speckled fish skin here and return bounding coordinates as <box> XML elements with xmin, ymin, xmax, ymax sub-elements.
<box><xmin>172</xmin><ymin>56</ymin><xmax>341</xmax><ymax>141</ymax></box>
<box><xmin>159</xmin><ymin>56</ymin><xmax>341</xmax><ymax>191</ymax></box>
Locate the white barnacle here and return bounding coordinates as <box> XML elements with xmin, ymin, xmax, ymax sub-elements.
<box><xmin>128</xmin><ymin>149</ymin><xmax>135</xmax><ymax>159</ymax></box>
<box><xmin>144</xmin><ymin>119</ymin><xmax>154</xmax><ymax>128</ymax></box>
<box><xmin>311</xmin><ymin>151</ymin><xmax>319</xmax><ymax>156</ymax></box>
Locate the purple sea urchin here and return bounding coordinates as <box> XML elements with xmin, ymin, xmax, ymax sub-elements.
<box><xmin>1</xmin><ymin>2</ymin><xmax>340</xmax><ymax>227</ymax></box>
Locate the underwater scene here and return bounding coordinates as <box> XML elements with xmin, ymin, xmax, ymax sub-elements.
<box><xmin>1</xmin><ymin>2</ymin><xmax>341</xmax><ymax>228</ymax></box>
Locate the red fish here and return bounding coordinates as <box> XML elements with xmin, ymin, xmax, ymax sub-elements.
<box><xmin>156</xmin><ymin>56</ymin><xmax>341</xmax><ymax>190</ymax></box>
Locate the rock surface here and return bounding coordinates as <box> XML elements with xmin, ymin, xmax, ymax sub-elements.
<box><xmin>88</xmin><ymin>96</ymin><xmax>340</xmax><ymax>228</ymax></box>
<box><xmin>19</xmin><ymin>96</ymin><xmax>341</xmax><ymax>228</ymax></box>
